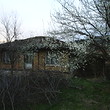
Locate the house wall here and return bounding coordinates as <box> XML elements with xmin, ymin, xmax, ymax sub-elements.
<box><xmin>0</xmin><ymin>50</ymin><xmax>69</xmax><ymax>72</ymax></box>
<box><xmin>33</xmin><ymin>51</ymin><xmax>45</xmax><ymax>70</ymax></box>
<box><xmin>0</xmin><ymin>54</ymin><xmax>24</xmax><ymax>70</ymax></box>
<box><xmin>16</xmin><ymin>55</ymin><xmax>24</xmax><ymax>69</ymax></box>
<box><xmin>33</xmin><ymin>53</ymin><xmax>39</xmax><ymax>70</ymax></box>
<box><xmin>33</xmin><ymin>50</ymin><xmax>69</xmax><ymax>72</ymax></box>
<box><xmin>39</xmin><ymin>51</ymin><xmax>45</xmax><ymax>70</ymax></box>
<box><xmin>0</xmin><ymin>51</ymin><xmax>11</xmax><ymax>69</ymax></box>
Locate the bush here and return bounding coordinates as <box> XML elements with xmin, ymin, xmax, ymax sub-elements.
<box><xmin>0</xmin><ymin>70</ymin><xmax>69</xmax><ymax>110</ymax></box>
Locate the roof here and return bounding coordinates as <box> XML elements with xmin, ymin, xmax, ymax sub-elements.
<box><xmin>0</xmin><ymin>36</ymin><xmax>69</xmax><ymax>52</ymax></box>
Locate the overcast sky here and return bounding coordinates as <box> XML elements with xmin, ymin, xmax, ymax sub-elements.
<box><xmin>0</xmin><ymin>0</ymin><xmax>80</xmax><ymax>41</ymax></box>
<box><xmin>0</xmin><ymin>0</ymin><xmax>60</xmax><ymax>41</ymax></box>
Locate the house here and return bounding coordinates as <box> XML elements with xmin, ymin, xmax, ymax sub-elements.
<box><xmin>0</xmin><ymin>36</ymin><xmax>70</xmax><ymax>73</ymax></box>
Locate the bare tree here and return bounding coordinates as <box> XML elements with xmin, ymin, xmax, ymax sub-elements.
<box><xmin>0</xmin><ymin>12</ymin><xmax>22</xmax><ymax>74</ymax></box>
<box><xmin>50</xmin><ymin>0</ymin><xmax>110</xmax><ymax>77</ymax></box>
<box><xmin>96</xmin><ymin>0</ymin><xmax>110</xmax><ymax>28</ymax></box>
<box><xmin>0</xmin><ymin>12</ymin><xmax>21</xmax><ymax>42</ymax></box>
<box><xmin>51</xmin><ymin>0</ymin><xmax>110</xmax><ymax>58</ymax></box>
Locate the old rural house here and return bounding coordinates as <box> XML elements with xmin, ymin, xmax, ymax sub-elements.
<box><xmin>0</xmin><ymin>36</ymin><xmax>70</xmax><ymax>72</ymax></box>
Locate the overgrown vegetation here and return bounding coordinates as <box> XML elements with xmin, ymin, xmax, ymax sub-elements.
<box><xmin>0</xmin><ymin>71</ymin><xmax>69</xmax><ymax>110</ymax></box>
<box><xmin>33</xmin><ymin>77</ymin><xmax>110</xmax><ymax>110</ymax></box>
<box><xmin>1</xmin><ymin>73</ymin><xmax>110</xmax><ymax>110</ymax></box>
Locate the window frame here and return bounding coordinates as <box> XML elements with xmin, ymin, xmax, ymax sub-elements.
<box><xmin>24</xmin><ymin>53</ymin><xmax>33</xmax><ymax>64</ymax></box>
<box><xmin>1</xmin><ymin>52</ymin><xmax>11</xmax><ymax>64</ymax></box>
<box><xmin>45</xmin><ymin>51</ymin><xmax>59</xmax><ymax>66</ymax></box>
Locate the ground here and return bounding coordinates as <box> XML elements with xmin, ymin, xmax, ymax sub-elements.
<box><xmin>17</xmin><ymin>77</ymin><xmax>110</xmax><ymax>110</ymax></box>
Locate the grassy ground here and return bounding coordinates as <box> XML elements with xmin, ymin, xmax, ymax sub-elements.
<box><xmin>19</xmin><ymin>77</ymin><xmax>110</xmax><ymax>110</ymax></box>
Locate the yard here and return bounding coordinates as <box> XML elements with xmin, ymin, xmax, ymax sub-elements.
<box><xmin>17</xmin><ymin>77</ymin><xmax>110</xmax><ymax>110</ymax></box>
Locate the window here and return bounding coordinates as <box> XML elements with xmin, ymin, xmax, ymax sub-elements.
<box><xmin>2</xmin><ymin>52</ymin><xmax>11</xmax><ymax>64</ymax></box>
<box><xmin>24</xmin><ymin>53</ymin><xmax>33</xmax><ymax>63</ymax></box>
<box><xmin>46</xmin><ymin>51</ymin><xmax>59</xmax><ymax>65</ymax></box>
<box><xmin>24</xmin><ymin>53</ymin><xmax>33</xmax><ymax>69</ymax></box>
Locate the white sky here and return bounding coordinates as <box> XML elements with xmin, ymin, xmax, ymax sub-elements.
<box><xmin>0</xmin><ymin>0</ymin><xmax>79</xmax><ymax>41</ymax></box>
<box><xmin>0</xmin><ymin>0</ymin><xmax>59</xmax><ymax>41</ymax></box>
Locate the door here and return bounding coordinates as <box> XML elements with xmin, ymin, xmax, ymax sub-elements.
<box><xmin>24</xmin><ymin>53</ymin><xmax>33</xmax><ymax>69</ymax></box>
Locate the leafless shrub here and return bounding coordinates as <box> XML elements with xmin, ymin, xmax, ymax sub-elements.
<box><xmin>0</xmin><ymin>70</ymin><xmax>69</xmax><ymax>109</ymax></box>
